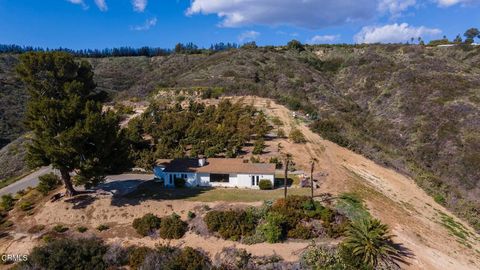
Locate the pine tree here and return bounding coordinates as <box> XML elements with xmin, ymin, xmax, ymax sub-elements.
<box><xmin>17</xmin><ymin>52</ymin><xmax>130</xmax><ymax>196</ymax></box>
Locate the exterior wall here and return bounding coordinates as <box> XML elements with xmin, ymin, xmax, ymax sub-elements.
<box><xmin>197</xmin><ymin>173</ymin><xmax>211</xmax><ymax>187</ymax></box>
<box><xmin>164</xmin><ymin>172</ymin><xmax>197</xmax><ymax>187</ymax></box>
<box><xmin>236</xmin><ymin>173</ymin><xmax>274</xmax><ymax>188</ymax></box>
<box><xmin>162</xmin><ymin>171</ymin><xmax>275</xmax><ymax>189</ymax></box>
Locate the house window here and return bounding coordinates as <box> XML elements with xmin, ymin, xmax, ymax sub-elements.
<box><xmin>251</xmin><ymin>176</ymin><xmax>255</xmax><ymax>186</ymax></box>
<box><xmin>169</xmin><ymin>175</ymin><xmax>173</xmax><ymax>185</ymax></box>
<box><xmin>256</xmin><ymin>176</ymin><xmax>259</xmax><ymax>186</ymax></box>
<box><xmin>210</xmin><ymin>174</ymin><xmax>229</xmax><ymax>182</ymax></box>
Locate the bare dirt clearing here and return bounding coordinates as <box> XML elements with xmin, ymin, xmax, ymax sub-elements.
<box><xmin>1</xmin><ymin>96</ymin><xmax>479</xmax><ymax>269</ymax></box>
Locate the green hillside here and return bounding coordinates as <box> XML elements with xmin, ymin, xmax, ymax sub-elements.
<box><xmin>0</xmin><ymin>44</ymin><xmax>479</xmax><ymax>230</ymax></box>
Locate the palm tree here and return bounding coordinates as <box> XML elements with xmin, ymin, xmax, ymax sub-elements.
<box><xmin>282</xmin><ymin>153</ymin><xmax>292</xmax><ymax>198</ymax></box>
<box><xmin>309</xmin><ymin>157</ymin><xmax>318</xmax><ymax>200</ymax></box>
<box><xmin>343</xmin><ymin>218</ymin><xmax>398</xmax><ymax>268</ymax></box>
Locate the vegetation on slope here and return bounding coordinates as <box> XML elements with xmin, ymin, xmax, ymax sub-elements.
<box><xmin>1</xmin><ymin>44</ymin><xmax>479</xmax><ymax>230</ymax></box>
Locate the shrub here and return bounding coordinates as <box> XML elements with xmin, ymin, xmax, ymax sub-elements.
<box><xmin>159</xmin><ymin>213</ymin><xmax>187</xmax><ymax>239</ymax></box>
<box><xmin>277</xmin><ymin>128</ymin><xmax>286</xmax><ymax>138</ymax></box>
<box><xmin>20</xmin><ymin>238</ymin><xmax>107</xmax><ymax>269</ymax></box>
<box><xmin>0</xmin><ymin>194</ymin><xmax>14</xmax><ymax>211</ymax></box>
<box><xmin>287</xmin><ymin>224</ymin><xmax>313</xmax><ymax>239</ymax></box>
<box><xmin>174</xmin><ymin>177</ymin><xmax>186</xmax><ymax>188</ymax></box>
<box><xmin>258</xmin><ymin>179</ymin><xmax>273</xmax><ymax>190</ymax></box>
<box><xmin>77</xmin><ymin>226</ymin><xmax>88</xmax><ymax>233</ymax></box>
<box><xmin>300</xmin><ymin>244</ymin><xmax>344</xmax><ymax>269</ymax></box>
<box><xmin>259</xmin><ymin>212</ymin><xmax>286</xmax><ymax>243</ymax></box>
<box><xmin>252</xmin><ymin>138</ymin><xmax>265</xmax><ymax>154</ymax></box>
<box><xmin>27</xmin><ymin>224</ymin><xmax>45</xmax><ymax>234</ymax></box>
<box><xmin>19</xmin><ymin>200</ymin><xmax>33</xmax><ymax>211</ymax></box>
<box><xmin>140</xmin><ymin>246</ymin><xmax>211</xmax><ymax>270</ymax></box>
<box><xmin>37</xmin><ymin>173</ymin><xmax>61</xmax><ymax>195</ymax></box>
<box><xmin>289</xmin><ymin>128</ymin><xmax>307</xmax><ymax>143</ymax></box>
<box><xmin>103</xmin><ymin>243</ymin><xmax>128</xmax><ymax>267</ymax></box>
<box><xmin>128</xmin><ymin>246</ymin><xmax>153</xmax><ymax>269</ymax></box>
<box><xmin>187</xmin><ymin>211</ymin><xmax>196</xmax><ymax>219</ymax></box>
<box><xmin>204</xmin><ymin>210</ymin><xmax>257</xmax><ymax>240</ymax></box>
<box><xmin>132</xmin><ymin>213</ymin><xmax>161</xmax><ymax>236</ymax></box>
<box><xmin>53</xmin><ymin>224</ymin><xmax>69</xmax><ymax>233</ymax></box>
<box><xmin>97</xmin><ymin>224</ymin><xmax>109</xmax><ymax>231</ymax></box>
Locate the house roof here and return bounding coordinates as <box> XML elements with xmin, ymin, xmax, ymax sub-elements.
<box><xmin>157</xmin><ymin>158</ymin><xmax>275</xmax><ymax>175</ymax></box>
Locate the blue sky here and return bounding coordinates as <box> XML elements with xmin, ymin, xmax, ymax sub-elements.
<box><xmin>0</xmin><ymin>0</ymin><xmax>478</xmax><ymax>49</ymax></box>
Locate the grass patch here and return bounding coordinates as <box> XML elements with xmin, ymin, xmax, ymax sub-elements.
<box><xmin>125</xmin><ymin>181</ymin><xmax>310</xmax><ymax>202</ymax></box>
<box><xmin>437</xmin><ymin>211</ymin><xmax>471</xmax><ymax>243</ymax></box>
<box><xmin>335</xmin><ymin>192</ymin><xmax>371</xmax><ymax>222</ymax></box>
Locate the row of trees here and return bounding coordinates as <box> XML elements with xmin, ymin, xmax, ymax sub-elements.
<box><xmin>0</xmin><ymin>42</ymin><xmax>242</xmax><ymax>58</ymax></box>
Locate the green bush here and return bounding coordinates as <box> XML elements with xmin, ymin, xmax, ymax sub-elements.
<box><xmin>300</xmin><ymin>245</ymin><xmax>344</xmax><ymax>269</ymax></box>
<box><xmin>258</xmin><ymin>179</ymin><xmax>273</xmax><ymax>190</ymax></box>
<box><xmin>97</xmin><ymin>224</ymin><xmax>109</xmax><ymax>231</ymax></box>
<box><xmin>259</xmin><ymin>212</ymin><xmax>286</xmax><ymax>243</ymax></box>
<box><xmin>174</xmin><ymin>177</ymin><xmax>186</xmax><ymax>188</ymax></box>
<box><xmin>19</xmin><ymin>201</ymin><xmax>33</xmax><ymax>211</ymax></box>
<box><xmin>132</xmin><ymin>213</ymin><xmax>161</xmax><ymax>236</ymax></box>
<box><xmin>159</xmin><ymin>213</ymin><xmax>187</xmax><ymax>239</ymax></box>
<box><xmin>289</xmin><ymin>128</ymin><xmax>307</xmax><ymax>143</ymax></box>
<box><xmin>0</xmin><ymin>194</ymin><xmax>14</xmax><ymax>211</ymax></box>
<box><xmin>252</xmin><ymin>138</ymin><xmax>265</xmax><ymax>154</ymax></box>
<box><xmin>20</xmin><ymin>238</ymin><xmax>107</xmax><ymax>269</ymax></box>
<box><xmin>53</xmin><ymin>224</ymin><xmax>69</xmax><ymax>233</ymax></box>
<box><xmin>37</xmin><ymin>173</ymin><xmax>61</xmax><ymax>195</ymax></box>
<box><xmin>204</xmin><ymin>210</ymin><xmax>257</xmax><ymax>241</ymax></box>
<box><xmin>77</xmin><ymin>226</ymin><xmax>88</xmax><ymax>233</ymax></box>
<box><xmin>287</xmin><ymin>224</ymin><xmax>313</xmax><ymax>239</ymax></box>
<box><xmin>128</xmin><ymin>246</ymin><xmax>153</xmax><ymax>269</ymax></box>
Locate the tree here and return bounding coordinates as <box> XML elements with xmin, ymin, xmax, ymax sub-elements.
<box><xmin>17</xmin><ymin>52</ymin><xmax>130</xmax><ymax>196</ymax></box>
<box><xmin>454</xmin><ymin>34</ymin><xmax>463</xmax><ymax>44</ymax></box>
<box><xmin>309</xmin><ymin>158</ymin><xmax>318</xmax><ymax>200</ymax></box>
<box><xmin>464</xmin><ymin>28</ymin><xmax>480</xmax><ymax>44</ymax></box>
<box><xmin>252</xmin><ymin>138</ymin><xmax>265</xmax><ymax>155</ymax></box>
<box><xmin>287</xmin><ymin>40</ymin><xmax>305</xmax><ymax>51</ymax></box>
<box><xmin>342</xmin><ymin>218</ymin><xmax>398</xmax><ymax>268</ymax></box>
<box><xmin>282</xmin><ymin>153</ymin><xmax>293</xmax><ymax>198</ymax></box>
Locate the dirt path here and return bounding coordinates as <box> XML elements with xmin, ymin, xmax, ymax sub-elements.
<box><xmin>236</xmin><ymin>96</ymin><xmax>480</xmax><ymax>270</ymax></box>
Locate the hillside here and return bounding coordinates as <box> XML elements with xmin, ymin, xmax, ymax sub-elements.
<box><xmin>0</xmin><ymin>45</ymin><xmax>479</xmax><ymax>231</ymax></box>
<box><xmin>1</xmin><ymin>97</ymin><xmax>479</xmax><ymax>270</ymax></box>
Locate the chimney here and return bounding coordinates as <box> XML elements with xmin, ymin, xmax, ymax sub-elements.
<box><xmin>198</xmin><ymin>158</ymin><xmax>206</xmax><ymax>167</ymax></box>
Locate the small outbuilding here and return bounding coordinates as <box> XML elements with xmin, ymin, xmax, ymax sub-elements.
<box><xmin>154</xmin><ymin>158</ymin><xmax>275</xmax><ymax>188</ymax></box>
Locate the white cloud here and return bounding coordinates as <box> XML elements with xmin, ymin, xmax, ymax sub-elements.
<box><xmin>131</xmin><ymin>17</ymin><xmax>157</xmax><ymax>31</ymax></box>
<box><xmin>378</xmin><ymin>0</ymin><xmax>416</xmax><ymax>17</ymax></box>
<box><xmin>94</xmin><ymin>0</ymin><xmax>108</xmax><ymax>11</ymax></box>
<box><xmin>435</xmin><ymin>0</ymin><xmax>479</xmax><ymax>7</ymax></box>
<box><xmin>186</xmin><ymin>0</ymin><xmax>379</xmax><ymax>28</ymax></box>
<box><xmin>132</xmin><ymin>0</ymin><xmax>147</xmax><ymax>12</ymax></box>
<box><xmin>307</xmin><ymin>35</ymin><xmax>340</xmax><ymax>44</ymax></box>
<box><xmin>354</xmin><ymin>23</ymin><xmax>441</xmax><ymax>43</ymax></box>
<box><xmin>238</xmin><ymin>30</ymin><xmax>260</xmax><ymax>42</ymax></box>
<box><xmin>67</xmin><ymin>0</ymin><xmax>88</xmax><ymax>9</ymax></box>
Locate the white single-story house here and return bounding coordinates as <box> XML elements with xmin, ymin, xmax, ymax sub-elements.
<box><xmin>154</xmin><ymin>158</ymin><xmax>275</xmax><ymax>189</ymax></box>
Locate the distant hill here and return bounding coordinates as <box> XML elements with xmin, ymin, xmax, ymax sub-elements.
<box><xmin>0</xmin><ymin>44</ymin><xmax>479</xmax><ymax>230</ymax></box>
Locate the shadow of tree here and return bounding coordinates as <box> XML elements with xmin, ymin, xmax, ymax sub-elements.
<box><xmin>64</xmin><ymin>194</ymin><xmax>97</xmax><ymax>209</ymax></box>
<box><xmin>110</xmin><ymin>180</ymin><xmax>214</xmax><ymax>207</ymax></box>
<box><xmin>387</xmin><ymin>241</ymin><xmax>416</xmax><ymax>268</ymax></box>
